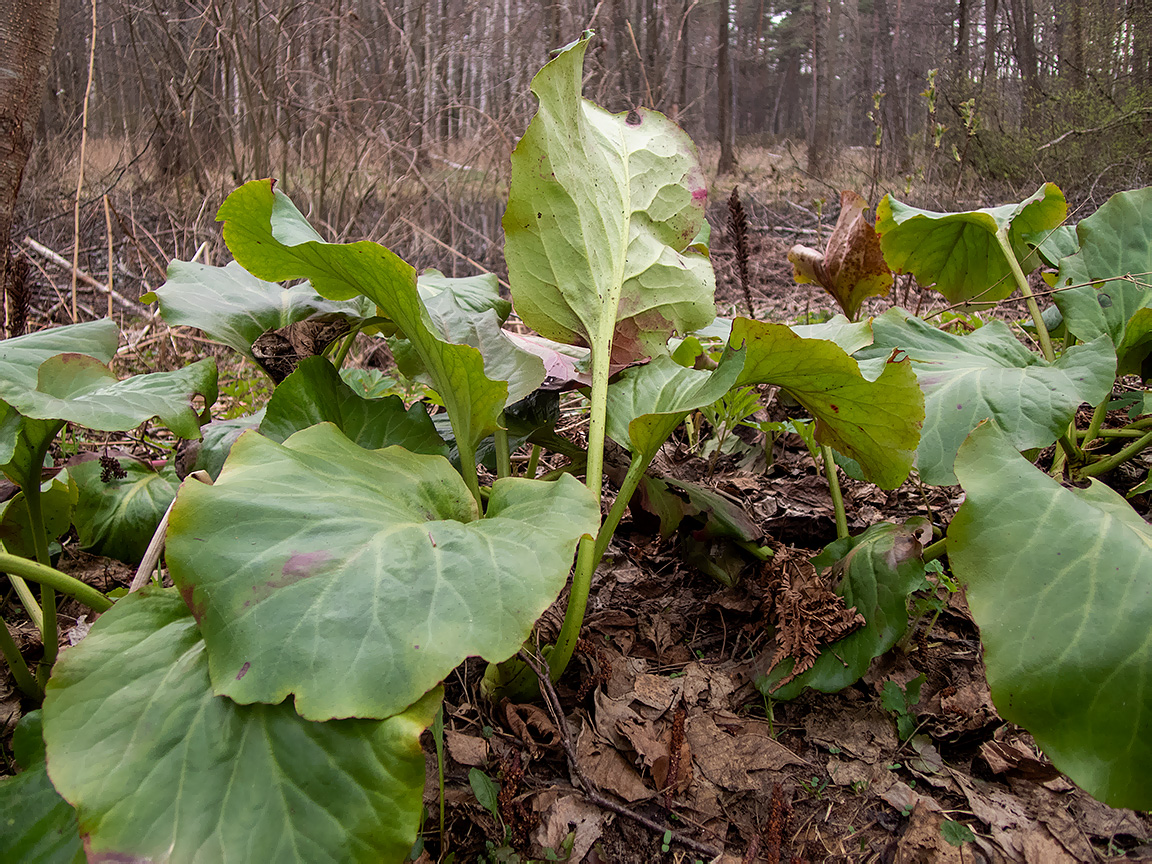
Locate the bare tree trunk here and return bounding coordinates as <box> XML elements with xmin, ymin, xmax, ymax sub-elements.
<box><xmin>873</xmin><ymin>0</ymin><xmax>909</xmax><ymax>170</ymax></box>
<box><xmin>1007</xmin><ymin>0</ymin><xmax>1041</xmax><ymax>117</ymax></box>
<box><xmin>1</xmin><ymin>0</ymin><xmax>60</xmax><ymax>334</ymax></box>
<box><xmin>717</xmin><ymin>0</ymin><xmax>737</xmax><ymax>174</ymax></box>
<box><xmin>957</xmin><ymin>0</ymin><xmax>970</xmax><ymax>73</ymax></box>
<box><xmin>808</xmin><ymin>0</ymin><xmax>834</xmax><ymax>174</ymax></box>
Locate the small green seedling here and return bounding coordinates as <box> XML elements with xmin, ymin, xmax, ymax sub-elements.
<box><xmin>940</xmin><ymin>820</ymin><xmax>976</xmax><ymax>847</ymax></box>
<box><xmin>882</xmin><ymin>673</ymin><xmax>926</xmax><ymax>740</ymax></box>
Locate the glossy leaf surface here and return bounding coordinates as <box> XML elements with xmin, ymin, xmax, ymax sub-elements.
<box><xmin>166</xmin><ymin>423</ymin><xmax>598</xmax><ymax>720</ymax></box>
<box><xmin>43</xmin><ymin>589</ymin><xmax>437</xmax><ymax>863</ymax></box>
<box><xmin>218</xmin><ymin>179</ymin><xmax>506</xmax><ymax>468</ymax></box>
<box><xmin>877</xmin><ymin>184</ymin><xmax>1066</xmax><ymax>304</ymax></box>
<box><xmin>860</xmin><ymin>309</ymin><xmax>1115</xmax><ymax>484</ymax></box>
<box><xmin>146</xmin><ymin>260</ymin><xmax>377</xmax><ymax>357</ymax></box>
<box><xmin>950</xmin><ymin>422</ymin><xmax>1152</xmax><ymax>810</ymax></box>
<box><xmin>1053</xmin><ymin>187</ymin><xmax>1152</xmax><ymax>377</ymax></box>
<box><xmin>605</xmin><ymin>350</ymin><xmax>745</xmax><ymax>460</ymax></box>
<box><xmin>68</xmin><ymin>457</ymin><xmax>179</xmax><ymax>564</ymax></box>
<box><xmin>0</xmin><ymin>712</ymin><xmax>84</xmax><ymax>864</ymax></box>
<box><xmin>260</xmin><ymin>356</ymin><xmax>447</xmax><ymax>456</ymax></box>
<box><xmin>731</xmin><ymin>318</ymin><xmax>923</xmax><ymax>489</ymax></box>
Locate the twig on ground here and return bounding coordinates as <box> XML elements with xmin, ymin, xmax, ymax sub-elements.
<box><xmin>22</xmin><ymin>236</ymin><xmax>151</xmax><ymax>318</ymax></box>
<box><xmin>517</xmin><ymin>648</ymin><xmax>723</xmax><ymax>861</ymax></box>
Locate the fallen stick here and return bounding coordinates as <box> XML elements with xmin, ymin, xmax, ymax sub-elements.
<box><xmin>21</xmin><ymin>236</ymin><xmax>151</xmax><ymax>318</ymax></box>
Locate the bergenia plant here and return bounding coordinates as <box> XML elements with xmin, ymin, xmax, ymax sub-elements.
<box><xmin>6</xmin><ymin>32</ymin><xmax>929</xmax><ymax>862</ymax></box>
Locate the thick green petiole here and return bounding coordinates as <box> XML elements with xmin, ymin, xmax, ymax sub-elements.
<box><xmin>1078</xmin><ymin>429</ymin><xmax>1152</xmax><ymax>478</ymax></box>
<box><xmin>995</xmin><ymin>226</ymin><xmax>1054</xmax><ymax>362</ymax></box>
<box><xmin>822</xmin><ymin>445</ymin><xmax>849</xmax><ymax>539</ymax></box>
<box><xmin>0</xmin><ymin>552</ymin><xmax>114</xmax><ymax>613</ymax></box>
<box><xmin>0</xmin><ymin>611</ymin><xmax>42</xmax><ymax>700</ymax></box>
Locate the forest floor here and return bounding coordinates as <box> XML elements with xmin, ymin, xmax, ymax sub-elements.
<box><xmin>3</xmin><ymin>191</ymin><xmax>1152</xmax><ymax>863</ymax></box>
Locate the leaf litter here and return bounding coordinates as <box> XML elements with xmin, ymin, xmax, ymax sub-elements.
<box><xmin>410</xmin><ymin>260</ymin><xmax>1152</xmax><ymax>863</ymax></box>
<box><xmin>7</xmin><ymin>239</ymin><xmax>1151</xmax><ymax>863</ymax></box>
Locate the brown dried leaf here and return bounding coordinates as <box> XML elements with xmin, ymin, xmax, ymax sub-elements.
<box><xmin>444</xmin><ymin>729</ymin><xmax>489</xmax><ymax>768</ymax></box>
<box><xmin>823</xmin><ymin>191</ymin><xmax>893</xmax><ymax>319</ymax></box>
<box><xmin>502</xmin><ymin>699</ymin><xmax>559</xmax><ymax>759</ymax></box>
<box><xmin>686</xmin><ymin>713</ymin><xmax>803</xmax><ymax>794</ymax></box>
<box><xmin>765</xmin><ymin>555</ymin><xmax>865</xmax><ymax>686</ymax></box>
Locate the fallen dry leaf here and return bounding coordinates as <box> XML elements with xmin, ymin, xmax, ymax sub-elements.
<box><xmin>893</xmin><ymin>801</ymin><xmax>976</xmax><ymax>864</ymax></box>
<box><xmin>531</xmin><ymin>791</ymin><xmax>605</xmax><ymax>862</ymax></box>
<box><xmin>686</xmin><ymin>712</ymin><xmax>803</xmax><ymax>794</ymax></box>
<box><xmin>444</xmin><ymin>729</ymin><xmax>489</xmax><ymax>768</ymax></box>
<box><xmin>502</xmin><ymin>699</ymin><xmax>559</xmax><ymax>759</ymax></box>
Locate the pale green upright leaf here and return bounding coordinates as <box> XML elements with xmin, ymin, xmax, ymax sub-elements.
<box><xmin>876</xmin><ymin>184</ymin><xmax>1066</xmax><ymax>304</ymax></box>
<box><xmin>731</xmin><ymin>318</ymin><xmax>923</xmax><ymax>489</ymax></box>
<box><xmin>1053</xmin><ymin>187</ymin><xmax>1152</xmax><ymax>377</ymax></box>
<box><xmin>859</xmin><ymin>309</ymin><xmax>1115</xmax><ymax>485</ymax></box>
<box><xmin>217</xmin><ymin>179</ymin><xmax>506</xmax><ymax>471</ymax></box>
<box><xmin>165</xmin><ymin>423</ymin><xmax>599</xmax><ymax>720</ymax></box>
<box><xmin>146</xmin><ymin>260</ymin><xmax>378</xmax><ymax>358</ymax></box>
<box><xmin>43</xmin><ymin>589</ymin><xmax>438</xmax><ymax>864</ymax></box>
<box><xmin>950</xmin><ymin>422</ymin><xmax>1152</xmax><ymax>810</ymax></box>
<box><xmin>504</xmin><ymin>33</ymin><xmax>715</xmax><ymax>364</ymax></box>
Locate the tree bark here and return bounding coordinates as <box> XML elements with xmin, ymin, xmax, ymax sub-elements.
<box><xmin>957</xmin><ymin>0</ymin><xmax>970</xmax><ymax>74</ymax></box>
<box><xmin>1007</xmin><ymin>0</ymin><xmax>1041</xmax><ymax>114</ymax></box>
<box><xmin>873</xmin><ymin>0</ymin><xmax>909</xmax><ymax>170</ymax></box>
<box><xmin>1</xmin><ymin>0</ymin><xmax>60</xmax><ymax>334</ymax></box>
<box><xmin>807</xmin><ymin>0</ymin><xmax>834</xmax><ymax>175</ymax></box>
<box><xmin>717</xmin><ymin>0</ymin><xmax>737</xmax><ymax>174</ymax></box>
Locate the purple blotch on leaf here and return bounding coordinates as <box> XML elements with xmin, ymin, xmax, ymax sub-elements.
<box><xmin>236</xmin><ymin>662</ymin><xmax>250</xmax><ymax>680</ymax></box>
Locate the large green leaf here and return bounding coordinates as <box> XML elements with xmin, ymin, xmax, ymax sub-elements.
<box><xmin>68</xmin><ymin>457</ymin><xmax>179</xmax><ymax>565</ymax></box>
<box><xmin>0</xmin><ymin>712</ymin><xmax>85</xmax><ymax>864</ymax></box>
<box><xmin>503</xmin><ymin>32</ymin><xmax>715</xmax><ymax>364</ymax></box>
<box><xmin>1053</xmin><ymin>187</ymin><xmax>1152</xmax><ymax>377</ymax></box>
<box><xmin>949</xmin><ymin>422</ymin><xmax>1152</xmax><ymax>810</ymax></box>
<box><xmin>731</xmin><ymin>318</ymin><xmax>923</xmax><ymax>489</ymax></box>
<box><xmin>0</xmin><ymin>474</ymin><xmax>76</xmax><ymax>559</ymax></box>
<box><xmin>605</xmin><ymin>350</ymin><xmax>745</xmax><ymax>459</ymax></box>
<box><xmin>859</xmin><ymin>309</ymin><xmax>1115</xmax><ymax>485</ymax></box>
<box><xmin>418</xmin><ymin>268</ymin><xmax>511</xmax><ymax>322</ymax></box>
<box><xmin>4</xmin><ymin>354</ymin><xmax>217</xmax><ymax>440</ymax></box>
<box><xmin>0</xmin><ymin>321</ymin><xmax>119</xmax><ymax>464</ymax></box>
<box><xmin>188</xmin><ymin>411</ymin><xmax>265</xmax><ymax>480</ymax></box>
<box><xmin>759</xmin><ymin>519</ymin><xmax>931</xmax><ymax>701</ymax></box>
<box><xmin>165</xmin><ymin>423</ymin><xmax>599</xmax><ymax>720</ymax></box>
<box><xmin>145</xmin><ymin>260</ymin><xmax>379</xmax><ymax>358</ymax></box>
<box><xmin>217</xmin><ymin>179</ymin><xmax>506</xmax><ymax>480</ymax></box>
<box><xmin>259</xmin><ymin>357</ymin><xmax>448</xmax><ymax>456</ymax></box>
<box><xmin>42</xmin><ymin>589</ymin><xmax>438</xmax><ymax>863</ymax></box>
<box><xmin>876</xmin><ymin>184</ymin><xmax>1066</xmax><ymax>304</ymax></box>
<box><xmin>390</xmin><ymin>288</ymin><xmax>546</xmax><ymax>406</ymax></box>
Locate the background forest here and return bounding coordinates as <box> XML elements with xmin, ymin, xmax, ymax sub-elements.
<box><xmin>12</xmin><ymin>0</ymin><xmax>1152</xmax><ymax>298</ymax></box>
